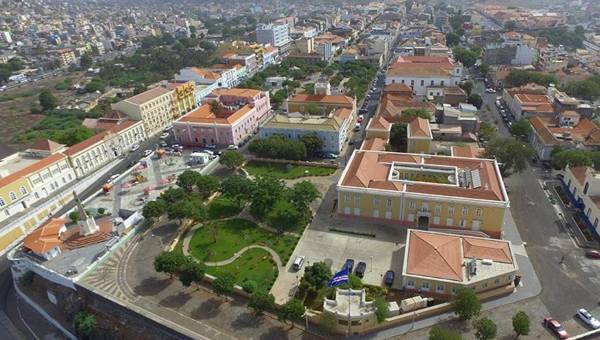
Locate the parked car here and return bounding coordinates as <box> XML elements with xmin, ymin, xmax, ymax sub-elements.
<box><xmin>585</xmin><ymin>250</ymin><xmax>600</xmax><ymax>259</ymax></box>
<box><xmin>355</xmin><ymin>262</ymin><xmax>367</xmax><ymax>278</ymax></box>
<box><xmin>324</xmin><ymin>153</ymin><xmax>338</xmax><ymax>160</ymax></box>
<box><xmin>576</xmin><ymin>309</ymin><xmax>600</xmax><ymax>329</ymax></box>
<box><xmin>292</xmin><ymin>256</ymin><xmax>305</xmax><ymax>271</ymax></box>
<box><xmin>205</xmin><ymin>144</ymin><xmax>216</xmax><ymax>150</ymax></box>
<box><xmin>384</xmin><ymin>270</ymin><xmax>395</xmax><ymax>286</ymax></box>
<box><xmin>130</xmin><ymin>144</ymin><xmax>140</xmax><ymax>152</ymax></box>
<box><xmin>485</xmin><ymin>88</ymin><xmax>497</xmax><ymax>94</ymax></box>
<box><xmin>343</xmin><ymin>259</ymin><xmax>355</xmax><ymax>273</ymax></box>
<box><xmin>543</xmin><ymin>317</ymin><xmax>569</xmax><ymax>339</ymax></box>
<box><xmin>163</xmin><ymin>125</ymin><xmax>173</xmax><ymax>132</ymax></box>
<box><xmin>226</xmin><ymin>144</ymin><xmax>238</xmax><ymax>150</ymax></box>
<box><xmin>142</xmin><ymin>149</ymin><xmax>153</xmax><ymax>157</ymax></box>
<box><xmin>159</xmin><ymin>141</ymin><xmax>168</xmax><ymax>148</ymax></box>
<box><xmin>159</xmin><ymin>132</ymin><xmax>169</xmax><ymax>139</ymax></box>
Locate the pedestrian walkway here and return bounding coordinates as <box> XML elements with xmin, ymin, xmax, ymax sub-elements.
<box><xmin>203</xmin><ymin>245</ymin><xmax>282</xmax><ymax>268</ymax></box>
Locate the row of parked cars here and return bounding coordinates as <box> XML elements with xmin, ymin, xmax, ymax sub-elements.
<box><xmin>495</xmin><ymin>98</ymin><xmax>515</xmax><ymax>128</ymax></box>
<box><xmin>292</xmin><ymin>256</ymin><xmax>395</xmax><ymax>287</ymax></box>
<box><xmin>544</xmin><ymin>308</ymin><xmax>600</xmax><ymax>338</ymax></box>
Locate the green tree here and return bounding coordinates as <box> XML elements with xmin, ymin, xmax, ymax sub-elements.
<box><xmin>160</xmin><ymin>187</ymin><xmax>186</xmax><ymax>204</ymax></box>
<box><xmin>453</xmin><ymin>47</ymin><xmax>479</xmax><ymax>68</ymax></box>
<box><xmin>300</xmin><ymin>134</ymin><xmax>324</xmax><ymax>157</ymax></box>
<box><xmin>288</xmin><ymin>180</ymin><xmax>320</xmax><ymax>212</ymax></box>
<box><xmin>142</xmin><ymin>199</ymin><xmax>167</xmax><ymax>221</ymax></box>
<box><xmin>479</xmin><ymin>63</ymin><xmax>490</xmax><ymax>76</ymax></box>
<box><xmin>86</xmin><ymin>78</ymin><xmax>106</xmax><ymax>93</ymax></box>
<box><xmin>39</xmin><ymin>89</ymin><xmax>58</xmax><ymax>111</ymax></box>
<box><xmin>241</xmin><ymin>280</ymin><xmax>258</xmax><ymax>294</ymax></box>
<box><xmin>154</xmin><ymin>251</ymin><xmax>186</xmax><ymax>278</ymax></box>
<box><xmin>468</xmin><ymin>94</ymin><xmax>483</xmax><ymax>109</ymax></box>
<box><xmin>248</xmin><ymin>290</ymin><xmax>275</xmax><ymax>315</ymax></box>
<box><xmin>374</xmin><ymin>297</ymin><xmax>389</xmax><ymax>322</ymax></box>
<box><xmin>220</xmin><ymin>175</ymin><xmax>255</xmax><ymax>203</ymax></box>
<box><xmin>302</xmin><ymin>262</ymin><xmax>332</xmax><ymax>290</ymax></box>
<box><xmin>249</xmin><ymin>176</ymin><xmax>286</xmax><ymax>218</ymax></box>
<box><xmin>474</xmin><ymin>317</ymin><xmax>497</xmax><ymax>340</ymax></box>
<box><xmin>429</xmin><ymin>325</ymin><xmax>462</xmax><ymax>340</ymax></box>
<box><xmin>479</xmin><ymin>122</ymin><xmax>496</xmax><ymax>141</ymax></box>
<box><xmin>446</xmin><ymin>32</ymin><xmax>461</xmax><ymax>46</ymax></box>
<box><xmin>551</xmin><ymin>149</ymin><xmax>593</xmax><ymax>169</ymax></box>
<box><xmin>80</xmin><ymin>54</ymin><xmax>93</xmax><ymax>69</ymax></box>
<box><xmin>266</xmin><ymin>199</ymin><xmax>303</xmax><ymax>231</ymax></box>
<box><xmin>505</xmin><ymin>70</ymin><xmax>558</xmax><ymax>87</ymax></box>
<box><xmin>74</xmin><ymin>311</ymin><xmax>97</xmax><ymax>338</ymax></box>
<box><xmin>55</xmin><ymin>127</ymin><xmax>95</xmax><ymax>146</ymax></box>
<box><xmin>178</xmin><ymin>259</ymin><xmax>205</xmax><ymax>288</ymax></box>
<box><xmin>177</xmin><ymin>170</ymin><xmax>201</xmax><ymax>192</ymax></box>
<box><xmin>460</xmin><ymin>81</ymin><xmax>474</xmax><ymax>96</ymax></box>
<box><xmin>510</xmin><ymin>119</ymin><xmax>532</xmax><ymax>141</ymax></box>
<box><xmin>484</xmin><ymin>137</ymin><xmax>534</xmax><ymax>176</ymax></box>
<box><xmin>389</xmin><ymin>123</ymin><xmax>408</xmax><ymax>152</ymax></box>
<box><xmin>403</xmin><ymin>108</ymin><xmax>432</xmax><ymax>119</ymax></box>
<box><xmin>279</xmin><ymin>298</ymin><xmax>305</xmax><ymax>327</ymax></box>
<box><xmin>212</xmin><ymin>272</ymin><xmax>235</xmax><ymax>297</ymax></box>
<box><xmin>69</xmin><ymin>211</ymin><xmax>80</xmax><ymax>223</ymax></box>
<box><xmin>340</xmin><ymin>273</ymin><xmax>363</xmax><ymax>289</ymax></box>
<box><xmin>219</xmin><ymin>151</ymin><xmax>245</xmax><ymax>170</ymax></box>
<box><xmin>512</xmin><ymin>311</ymin><xmax>530</xmax><ymax>337</ymax></box>
<box><xmin>196</xmin><ymin>175</ymin><xmax>220</xmax><ymax>199</ymax></box>
<box><xmin>452</xmin><ymin>287</ymin><xmax>481</xmax><ymax>321</ymax></box>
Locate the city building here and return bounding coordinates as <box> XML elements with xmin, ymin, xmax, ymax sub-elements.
<box><xmin>407</xmin><ymin>117</ymin><xmax>433</xmax><ymax>153</ymax></box>
<box><xmin>286</xmin><ymin>94</ymin><xmax>356</xmax><ymax>114</ymax></box>
<box><xmin>561</xmin><ymin>166</ymin><xmax>600</xmax><ymax>242</ymax></box>
<box><xmin>385</xmin><ymin>56</ymin><xmax>463</xmax><ymax>97</ymax></box>
<box><xmin>508</xmin><ymin>93</ymin><xmax>554</xmax><ymax>120</ymax></box>
<box><xmin>165</xmin><ymin>81</ymin><xmax>196</xmax><ymax>117</ymax></box>
<box><xmin>337</xmin><ymin>150</ymin><xmax>510</xmax><ymax>238</ymax></box>
<box><xmin>483</xmin><ymin>31</ymin><xmax>537</xmax><ymax>66</ymax></box>
<box><xmin>65</xmin><ymin>120</ymin><xmax>146</xmax><ymax>178</ymax></box>
<box><xmin>256</xmin><ymin>23</ymin><xmax>290</xmax><ymax>48</ymax></box>
<box><xmin>222</xmin><ymin>53</ymin><xmax>259</xmax><ymax>77</ymax></box>
<box><xmin>402</xmin><ymin>229</ymin><xmax>518</xmax><ymax>297</ymax></box>
<box><xmin>0</xmin><ymin>140</ymin><xmax>76</xmax><ymax>252</ymax></box>
<box><xmin>529</xmin><ymin>113</ymin><xmax>600</xmax><ymax>161</ymax></box>
<box><xmin>260</xmin><ymin>107</ymin><xmax>354</xmax><ymax>153</ymax></box>
<box><xmin>111</xmin><ymin>87</ymin><xmax>174</xmax><ymax>136</ymax></box>
<box><xmin>173</xmin><ymin>88</ymin><xmax>271</xmax><ymax>147</ymax></box>
<box><xmin>53</xmin><ymin>49</ymin><xmax>76</xmax><ymax>66</ymax></box>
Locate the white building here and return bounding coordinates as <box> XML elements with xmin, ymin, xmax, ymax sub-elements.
<box><xmin>385</xmin><ymin>56</ymin><xmax>462</xmax><ymax>97</ymax></box>
<box><xmin>111</xmin><ymin>87</ymin><xmax>174</xmax><ymax>136</ymax></box>
<box><xmin>256</xmin><ymin>23</ymin><xmax>290</xmax><ymax>48</ymax></box>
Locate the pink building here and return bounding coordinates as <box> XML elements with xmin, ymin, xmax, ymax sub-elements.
<box><xmin>173</xmin><ymin>88</ymin><xmax>271</xmax><ymax>147</ymax></box>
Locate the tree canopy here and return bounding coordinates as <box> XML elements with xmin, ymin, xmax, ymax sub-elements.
<box><xmin>453</xmin><ymin>47</ymin><xmax>479</xmax><ymax>68</ymax></box>
<box><xmin>249</xmin><ymin>135</ymin><xmax>308</xmax><ymax>161</ymax></box>
<box><xmin>39</xmin><ymin>89</ymin><xmax>58</xmax><ymax>111</ymax></box>
<box><xmin>505</xmin><ymin>70</ymin><xmax>558</xmax><ymax>87</ymax></box>
<box><xmin>248</xmin><ymin>290</ymin><xmax>275</xmax><ymax>315</ymax></box>
<box><xmin>512</xmin><ymin>311</ymin><xmax>530</xmax><ymax>337</ymax></box>
<box><xmin>302</xmin><ymin>262</ymin><xmax>332</xmax><ymax>290</ymax></box>
<box><xmin>452</xmin><ymin>287</ymin><xmax>481</xmax><ymax>321</ymax></box>
<box><xmin>474</xmin><ymin>317</ymin><xmax>497</xmax><ymax>340</ymax></box>
<box><xmin>219</xmin><ymin>150</ymin><xmax>245</xmax><ymax>170</ymax></box>
<box><xmin>429</xmin><ymin>325</ymin><xmax>462</xmax><ymax>340</ymax></box>
<box><xmin>484</xmin><ymin>137</ymin><xmax>534</xmax><ymax>177</ymax></box>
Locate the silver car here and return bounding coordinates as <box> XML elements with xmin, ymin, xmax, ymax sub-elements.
<box><xmin>576</xmin><ymin>309</ymin><xmax>600</xmax><ymax>329</ymax></box>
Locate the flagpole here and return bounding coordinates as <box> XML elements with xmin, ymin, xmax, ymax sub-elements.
<box><xmin>347</xmin><ymin>291</ymin><xmax>351</xmax><ymax>336</ymax></box>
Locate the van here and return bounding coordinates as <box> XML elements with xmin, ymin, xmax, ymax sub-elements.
<box><xmin>292</xmin><ymin>256</ymin><xmax>305</xmax><ymax>271</ymax></box>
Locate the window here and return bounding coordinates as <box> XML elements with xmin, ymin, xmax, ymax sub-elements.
<box><xmin>430</xmin><ymin>80</ymin><xmax>434</xmax><ymax>86</ymax></box>
<box><xmin>0</xmin><ymin>198</ymin><xmax>5</xmax><ymax>207</ymax></box>
<box><xmin>9</xmin><ymin>192</ymin><xmax>17</xmax><ymax>201</ymax></box>
<box><xmin>452</xmin><ymin>287</ymin><xmax>459</xmax><ymax>295</ymax></box>
<box><xmin>434</xmin><ymin>205</ymin><xmax>441</xmax><ymax>215</ymax></box>
<box><xmin>19</xmin><ymin>186</ymin><xmax>27</xmax><ymax>195</ymax></box>
<box><xmin>421</xmin><ymin>282</ymin><xmax>430</xmax><ymax>291</ymax></box>
<box><xmin>373</xmin><ymin>197</ymin><xmax>380</xmax><ymax>206</ymax></box>
<box><xmin>406</xmin><ymin>280</ymin><xmax>415</xmax><ymax>288</ymax></box>
<box><xmin>409</xmin><ymin>200</ymin><xmax>416</xmax><ymax>209</ymax></box>
<box><xmin>482</xmin><ymin>282</ymin><xmax>488</xmax><ymax>289</ymax></box>
<box><xmin>475</xmin><ymin>208</ymin><xmax>482</xmax><ymax>217</ymax></box>
<box><xmin>448</xmin><ymin>205</ymin><xmax>455</xmax><ymax>216</ymax></box>
<box><xmin>441</xmin><ymin>80</ymin><xmax>445</xmax><ymax>86</ymax></box>
<box><xmin>354</xmin><ymin>195</ymin><xmax>361</xmax><ymax>205</ymax></box>
<box><xmin>420</xmin><ymin>80</ymin><xmax>424</xmax><ymax>86</ymax></box>
<box><xmin>595</xmin><ymin>218</ymin><xmax>599</xmax><ymax>228</ymax></box>
<box><xmin>4</xmin><ymin>210</ymin><xmax>9</xmax><ymax>217</ymax></box>
<box><xmin>34</xmin><ymin>192</ymin><xmax>39</xmax><ymax>199</ymax></box>
<box><xmin>344</xmin><ymin>193</ymin><xmax>350</xmax><ymax>202</ymax></box>
<box><xmin>386</xmin><ymin>199</ymin><xmax>392</xmax><ymax>208</ymax></box>
<box><xmin>494</xmin><ymin>279</ymin><xmax>500</xmax><ymax>285</ymax></box>
<box><xmin>436</xmin><ymin>284</ymin><xmax>445</xmax><ymax>293</ymax></box>
<box><xmin>507</xmin><ymin>275</ymin><xmax>513</xmax><ymax>282</ymax></box>
<box><xmin>462</xmin><ymin>207</ymin><xmax>468</xmax><ymax>216</ymax></box>
<box><xmin>459</xmin><ymin>219</ymin><xmax>466</xmax><ymax>228</ymax></box>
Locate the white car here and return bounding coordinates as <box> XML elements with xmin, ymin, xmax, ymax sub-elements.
<box><xmin>485</xmin><ymin>88</ymin><xmax>497</xmax><ymax>94</ymax></box>
<box><xmin>106</xmin><ymin>173</ymin><xmax>120</xmax><ymax>184</ymax></box>
<box><xmin>576</xmin><ymin>309</ymin><xmax>600</xmax><ymax>329</ymax></box>
<box><xmin>142</xmin><ymin>149</ymin><xmax>153</xmax><ymax>157</ymax></box>
<box><xmin>130</xmin><ymin>144</ymin><xmax>140</xmax><ymax>152</ymax></box>
<box><xmin>226</xmin><ymin>144</ymin><xmax>239</xmax><ymax>150</ymax></box>
<box><xmin>159</xmin><ymin>132</ymin><xmax>169</xmax><ymax>139</ymax></box>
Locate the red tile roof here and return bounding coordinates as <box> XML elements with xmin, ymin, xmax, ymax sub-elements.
<box><xmin>177</xmin><ymin>103</ymin><xmax>252</xmax><ymax>125</ymax></box>
<box><xmin>0</xmin><ymin>152</ymin><xmax>67</xmax><ymax>189</ymax></box>
<box><xmin>408</xmin><ymin>117</ymin><xmax>432</xmax><ymax>138</ymax></box>
<box><xmin>23</xmin><ymin>218</ymin><xmax>66</xmax><ymax>255</ymax></box>
<box><xmin>65</xmin><ymin>120</ymin><xmax>139</xmax><ymax>156</ymax></box>
<box><xmin>288</xmin><ymin>94</ymin><xmax>354</xmax><ymax>106</ymax></box>
<box><xmin>570</xmin><ymin>166</ymin><xmax>588</xmax><ymax>186</ymax></box>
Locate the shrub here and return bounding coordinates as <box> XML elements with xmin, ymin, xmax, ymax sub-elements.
<box><xmin>241</xmin><ymin>280</ymin><xmax>258</xmax><ymax>294</ymax></box>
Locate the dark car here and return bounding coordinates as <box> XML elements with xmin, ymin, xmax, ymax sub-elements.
<box><xmin>585</xmin><ymin>250</ymin><xmax>600</xmax><ymax>259</ymax></box>
<box><xmin>355</xmin><ymin>262</ymin><xmax>366</xmax><ymax>278</ymax></box>
<box><xmin>343</xmin><ymin>259</ymin><xmax>355</xmax><ymax>273</ymax></box>
<box><xmin>384</xmin><ymin>270</ymin><xmax>395</xmax><ymax>286</ymax></box>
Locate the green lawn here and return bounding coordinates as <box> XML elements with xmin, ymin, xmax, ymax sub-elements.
<box><xmin>188</xmin><ymin>218</ymin><xmax>298</xmax><ymax>264</ymax></box>
<box><xmin>244</xmin><ymin>161</ymin><xmax>336</xmax><ymax>179</ymax></box>
<box><xmin>205</xmin><ymin>248</ymin><xmax>278</xmax><ymax>288</ymax></box>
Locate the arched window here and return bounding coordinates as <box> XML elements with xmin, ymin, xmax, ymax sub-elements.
<box><xmin>9</xmin><ymin>192</ymin><xmax>17</xmax><ymax>201</ymax></box>
<box><xmin>20</xmin><ymin>186</ymin><xmax>27</xmax><ymax>195</ymax></box>
<box><xmin>0</xmin><ymin>198</ymin><xmax>5</xmax><ymax>207</ymax></box>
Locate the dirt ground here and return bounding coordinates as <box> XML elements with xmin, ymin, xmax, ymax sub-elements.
<box><xmin>0</xmin><ymin>71</ymin><xmax>86</xmax><ymax>157</ymax></box>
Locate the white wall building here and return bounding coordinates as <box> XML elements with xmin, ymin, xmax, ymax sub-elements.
<box><xmin>256</xmin><ymin>23</ymin><xmax>290</xmax><ymax>48</ymax></box>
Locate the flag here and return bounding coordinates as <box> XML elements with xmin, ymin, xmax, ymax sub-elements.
<box><xmin>327</xmin><ymin>268</ymin><xmax>349</xmax><ymax>288</ymax></box>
